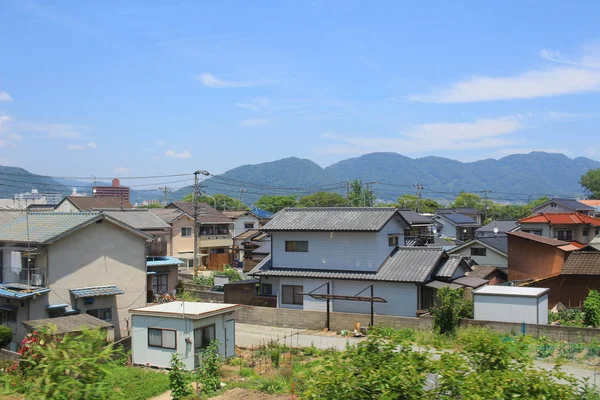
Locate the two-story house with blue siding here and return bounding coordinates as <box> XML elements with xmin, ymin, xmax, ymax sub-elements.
<box><xmin>249</xmin><ymin>208</ymin><xmax>471</xmax><ymax>318</ymax></box>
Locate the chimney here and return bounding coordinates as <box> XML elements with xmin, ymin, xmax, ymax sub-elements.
<box><xmin>112</xmin><ymin>178</ymin><xmax>120</xmax><ymax>187</ymax></box>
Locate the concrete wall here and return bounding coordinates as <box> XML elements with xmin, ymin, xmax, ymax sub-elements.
<box><xmin>474</xmin><ymin>293</ymin><xmax>547</xmax><ymax>324</ymax></box>
<box><xmin>270</xmin><ymin>218</ymin><xmax>406</xmax><ymax>272</ymax></box>
<box><xmin>47</xmin><ymin>220</ymin><xmax>147</xmax><ymax>339</ymax></box>
<box><xmin>508</xmin><ymin>234</ymin><xmax>569</xmax><ymax>281</ymax></box>
<box><xmin>450</xmin><ymin>243</ymin><xmax>508</xmax><ymax>267</ymax></box>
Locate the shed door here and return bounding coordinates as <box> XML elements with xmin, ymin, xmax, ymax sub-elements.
<box><xmin>225</xmin><ymin>319</ymin><xmax>235</xmax><ymax>358</ymax></box>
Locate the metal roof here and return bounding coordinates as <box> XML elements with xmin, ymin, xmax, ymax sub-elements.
<box><xmin>251</xmin><ymin>207</ymin><xmax>274</xmax><ymax>219</ymax></box>
<box><xmin>0</xmin><ymin>212</ymin><xmax>101</xmax><ymax>243</ymax></box>
<box><xmin>167</xmin><ymin>202</ymin><xmax>233</xmax><ymax>224</ymax></box>
<box><xmin>398</xmin><ymin>210</ymin><xmax>433</xmax><ymax>226</ymax></box>
<box><xmin>146</xmin><ymin>256</ymin><xmax>184</xmax><ymax>267</ymax></box>
<box><xmin>261</xmin><ymin>207</ymin><xmax>408</xmax><ymax>232</ymax></box>
<box><xmin>474</xmin><ymin>285</ymin><xmax>549</xmax><ymax>297</ymax></box>
<box><xmin>22</xmin><ymin>313</ymin><xmax>113</xmax><ymax>335</ymax></box>
<box><xmin>477</xmin><ymin>220</ymin><xmax>518</xmax><ymax>233</ymax></box>
<box><xmin>439</xmin><ymin>213</ymin><xmax>478</xmax><ymax>226</ymax></box>
<box><xmin>130</xmin><ymin>301</ymin><xmax>241</xmax><ymax>319</ymax></box>
<box><xmin>70</xmin><ymin>285</ymin><xmax>125</xmax><ymax>298</ymax></box>
<box><xmin>561</xmin><ymin>252</ymin><xmax>600</xmax><ymax>275</ymax></box>
<box><xmin>251</xmin><ymin>247</ymin><xmax>450</xmax><ymax>283</ymax></box>
<box><xmin>477</xmin><ymin>236</ymin><xmax>509</xmax><ymax>255</ymax></box>
<box><xmin>101</xmin><ymin>209</ymin><xmax>170</xmax><ymax>230</ymax></box>
<box><xmin>435</xmin><ymin>255</ymin><xmax>465</xmax><ymax>278</ymax></box>
<box><xmin>0</xmin><ymin>284</ymin><xmax>50</xmax><ymax>299</ymax></box>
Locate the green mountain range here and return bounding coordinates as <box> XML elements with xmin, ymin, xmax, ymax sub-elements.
<box><xmin>171</xmin><ymin>152</ymin><xmax>600</xmax><ymax>204</ymax></box>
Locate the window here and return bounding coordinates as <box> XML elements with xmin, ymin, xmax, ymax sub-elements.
<box><xmin>282</xmin><ymin>285</ymin><xmax>303</xmax><ymax>305</ymax></box>
<box><xmin>555</xmin><ymin>229</ymin><xmax>573</xmax><ymax>241</ymax></box>
<box><xmin>244</xmin><ymin>222</ymin><xmax>255</xmax><ymax>229</ymax></box>
<box><xmin>522</xmin><ymin>230</ymin><xmax>543</xmax><ymax>236</ymax></box>
<box><xmin>261</xmin><ymin>283</ymin><xmax>273</xmax><ymax>295</ymax></box>
<box><xmin>388</xmin><ymin>236</ymin><xmax>399</xmax><ymax>246</ymax></box>
<box><xmin>583</xmin><ymin>229</ymin><xmax>589</xmax><ymax>237</ymax></box>
<box><xmin>148</xmin><ymin>328</ymin><xmax>176</xmax><ymax>350</ymax></box>
<box><xmin>285</xmin><ymin>241</ymin><xmax>308</xmax><ymax>252</ymax></box>
<box><xmin>48</xmin><ymin>309</ymin><xmax>64</xmax><ymax>318</ymax></box>
<box><xmin>194</xmin><ymin>325</ymin><xmax>215</xmax><ymax>352</ymax></box>
<box><xmin>152</xmin><ymin>274</ymin><xmax>168</xmax><ymax>294</ymax></box>
<box><xmin>0</xmin><ymin>310</ymin><xmax>16</xmax><ymax>324</ymax></box>
<box><xmin>86</xmin><ymin>307</ymin><xmax>112</xmax><ymax>322</ymax></box>
<box><xmin>470</xmin><ymin>247</ymin><xmax>487</xmax><ymax>257</ymax></box>
<box><xmin>181</xmin><ymin>227</ymin><xmax>192</xmax><ymax>237</ymax></box>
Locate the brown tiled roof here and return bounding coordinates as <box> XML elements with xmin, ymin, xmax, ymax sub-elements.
<box><xmin>507</xmin><ymin>231</ymin><xmax>569</xmax><ymax>246</ymax></box>
<box><xmin>222</xmin><ymin>210</ymin><xmax>258</xmax><ymax>219</ymax></box>
<box><xmin>167</xmin><ymin>202</ymin><xmax>233</xmax><ymax>224</ymax></box>
<box><xmin>61</xmin><ymin>196</ymin><xmax>133</xmax><ymax>211</ymax></box>
<box><xmin>561</xmin><ymin>252</ymin><xmax>600</xmax><ymax>275</ymax></box>
<box><xmin>468</xmin><ymin>266</ymin><xmax>507</xmax><ymax>280</ymax></box>
<box><xmin>234</xmin><ymin>229</ymin><xmax>261</xmax><ymax>241</ymax></box>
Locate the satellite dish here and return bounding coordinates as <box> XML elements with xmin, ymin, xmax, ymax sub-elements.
<box><xmin>493</xmin><ymin>227</ymin><xmax>499</xmax><ymax>234</ymax></box>
<box><xmin>432</xmin><ymin>228</ymin><xmax>437</xmax><ymax>234</ymax></box>
<box><xmin>463</xmin><ymin>229</ymin><xmax>467</xmax><ymax>233</ymax></box>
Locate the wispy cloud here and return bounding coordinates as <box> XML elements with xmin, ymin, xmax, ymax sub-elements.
<box><xmin>318</xmin><ymin>116</ymin><xmax>524</xmax><ymax>155</ymax></box>
<box><xmin>0</xmin><ymin>92</ymin><xmax>12</xmax><ymax>102</ymax></box>
<box><xmin>67</xmin><ymin>142</ymin><xmax>97</xmax><ymax>151</ymax></box>
<box><xmin>113</xmin><ymin>167</ymin><xmax>130</xmax><ymax>174</ymax></box>
<box><xmin>234</xmin><ymin>97</ymin><xmax>270</xmax><ymax>111</ymax></box>
<box><xmin>240</xmin><ymin>118</ymin><xmax>268</xmax><ymax>127</ymax></box>
<box><xmin>17</xmin><ymin>121</ymin><xmax>90</xmax><ymax>138</ymax></box>
<box><xmin>0</xmin><ymin>116</ymin><xmax>22</xmax><ymax>147</ymax></box>
<box><xmin>196</xmin><ymin>72</ymin><xmax>258</xmax><ymax>89</ymax></box>
<box><xmin>165</xmin><ymin>149</ymin><xmax>192</xmax><ymax>159</ymax></box>
<box><xmin>408</xmin><ymin>44</ymin><xmax>600</xmax><ymax>103</ymax></box>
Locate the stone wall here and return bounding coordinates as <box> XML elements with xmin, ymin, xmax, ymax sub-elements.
<box><xmin>0</xmin><ymin>349</ymin><xmax>20</xmax><ymax>363</ymax></box>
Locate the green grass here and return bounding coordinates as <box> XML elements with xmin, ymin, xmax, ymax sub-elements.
<box><xmin>106</xmin><ymin>365</ymin><xmax>170</xmax><ymax>400</ymax></box>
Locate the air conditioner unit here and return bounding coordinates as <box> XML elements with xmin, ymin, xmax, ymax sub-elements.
<box><xmin>31</xmin><ymin>274</ymin><xmax>43</xmax><ymax>286</ymax></box>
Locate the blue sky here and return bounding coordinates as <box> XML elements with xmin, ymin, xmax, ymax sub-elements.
<box><xmin>1</xmin><ymin>0</ymin><xmax>600</xmax><ymax>186</ymax></box>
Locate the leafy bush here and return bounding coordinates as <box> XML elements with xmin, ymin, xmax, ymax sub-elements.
<box><xmin>192</xmin><ymin>266</ymin><xmax>242</xmax><ymax>287</ymax></box>
<box><xmin>254</xmin><ymin>376</ymin><xmax>288</xmax><ymax>394</ymax></box>
<box><xmin>0</xmin><ymin>326</ymin><xmax>12</xmax><ymax>348</ymax></box>
<box><xmin>196</xmin><ymin>340</ymin><xmax>221</xmax><ymax>395</ymax></box>
<box><xmin>457</xmin><ymin>328</ymin><xmax>529</xmax><ymax>372</ymax></box>
<box><xmin>193</xmin><ymin>274</ymin><xmax>214</xmax><ymax>287</ymax></box>
<box><xmin>430</xmin><ymin>287</ymin><xmax>465</xmax><ymax>335</ymax></box>
<box><xmin>584</xmin><ymin>290</ymin><xmax>600</xmax><ymax>327</ymax></box>
<box><xmin>549</xmin><ymin>308</ymin><xmax>585</xmax><ymax>327</ymax></box>
<box><xmin>168</xmin><ymin>353</ymin><xmax>191</xmax><ymax>400</ymax></box>
<box><xmin>106</xmin><ymin>365</ymin><xmax>169</xmax><ymax>400</ymax></box>
<box><xmin>270</xmin><ymin>347</ymin><xmax>281</xmax><ymax>368</ymax></box>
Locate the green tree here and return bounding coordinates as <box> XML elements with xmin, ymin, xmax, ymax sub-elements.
<box><xmin>348</xmin><ymin>179</ymin><xmax>376</xmax><ymax>207</ymax></box>
<box><xmin>430</xmin><ymin>287</ymin><xmax>470</xmax><ymax>336</ymax></box>
<box><xmin>254</xmin><ymin>195</ymin><xmax>297</xmax><ymax>213</ymax></box>
<box><xmin>396</xmin><ymin>194</ymin><xmax>441</xmax><ymax>213</ymax></box>
<box><xmin>169</xmin><ymin>353</ymin><xmax>192</xmax><ymax>400</ymax></box>
<box><xmin>580</xmin><ymin>168</ymin><xmax>600</xmax><ymax>199</ymax></box>
<box><xmin>452</xmin><ymin>192</ymin><xmax>483</xmax><ymax>209</ymax></box>
<box><xmin>298</xmin><ymin>192</ymin><xmax>347</xmax><ymax>207</ymax></box>
<box><xmin>0</xmin><ymin>325</ymin><xmax>12</xmax><ymax>348</ymax></box>
<box><xmin>137</xmin><ymin>203</ymin><xmax>163</xmax><ymax>209</ymax></box>
<box><xmin>584</xmin><ymin>289</ymin><xmax>600</xmax><ymax>327</ymax></box>
<box><xmin>181</xmin><ymin>193</ymin><xmax>249</xmax><ymax>211</ymax></box>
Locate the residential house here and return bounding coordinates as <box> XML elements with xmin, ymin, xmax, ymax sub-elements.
<box><xmin>146</xmin><ymin>256</ymin><xmax>183</xmax><ymax>302</ymax></box>
<box><xmin>448</xmin><ymin>236</ymin><xmax>508</xmax><ymax>267</ymax></box>
<box><xmin>398</xmin><ymin>210</ymin><xmax>435</xmax><ymax>244</ymax></box>
<box><xmin>507</xmin><ymin>231</ymin><xmax>574</xmax><ymax>281</ymax></box>
<box><xmin>232</xmin><ymin>229</ymin><xmax>270</xmax><ymax>269</ymax></box>
<box><xmin>476</xmin><ymin>220</ymin><xmax>519</xmax><ymax>237</ymax></box>
<box><xmin>517</xmin><ymin>213</ymin><xmax>600</xmax><ymax>244</ymax></box>
<box><xmin>130</xmin><ymin>302</ymin><xmax>240</xmax><ymax>370</ymax></box>
<box><xmin>54</xmin><ymin>196</ymin><xmax>134</xmax><ymax>212</ymax></box>
<box><xmin>579</xmin><ymin>200</ymin><xmax>600</xmax><ymax>218</ymax></box>
<box><xmin>0</xmin><ymin>212</ymin><xmax>150</xmax><ymax>345</ymax></box>
<box><xmin>467</xmin><ymin>266</ymin><xmax>508</xmax><ymax>285</ymax></box>
<box><xmin>433</xmin><ymin>212</ymin><xmax>480</xmax><ymax>241</ymax></box>
<box><xmin>523</xmin><ymin>251</ymin><xmax>600</xmax><ymax>308</ymax></box>
<box><xmin>532</xmin><ymin>198</ymin><xmax>595</xmax><ymax>215</ymax></box>
<box><xmin>153</xmin><ymin>202</ymin><xmax>234</xmax><ymax>270</ymax></box>
<box><xmin>222</xmin><ymin>210</ymin><xmax>261</xmax><ymax>237</ymax></box>
<box><xmin>249</xmin><ymin>208</ymin><xmax>471</xmax><ymax>317</ymax></box>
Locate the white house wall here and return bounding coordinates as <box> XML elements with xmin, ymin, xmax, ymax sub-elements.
<box><xmin>232</xmin><ymin>215</ymin><xmax>260</xmax><ymax>237</ymax></box>
<box><xmin>271</xmin><ymin>218</ymin><xmax>405</xmax><ymax>272</ymax></box>
<box><xmin>450</xmin><ymin>244</ymin><xmax>508</xmax><ymax>267</ymax></box>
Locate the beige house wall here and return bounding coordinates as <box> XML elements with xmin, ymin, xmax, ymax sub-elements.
<box><xmin>169</xmin><ymin>215</ymin><xmax>195</xmax><ymax>257</ymax></box>
<box><xmin>54</xmin><ymin>199</ymin><xmax>80</xmax><ymax>212</ymax></box>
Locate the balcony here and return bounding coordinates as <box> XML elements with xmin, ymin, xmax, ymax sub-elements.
<box><xmin>146</xmin><ymin>242</ymin><xmax>168</xmax><ymax>257</ymax></box>
<box><xmin>2</xmin><ymin>267</ymin><xmax>47</xmax><ymax>287</ymax></box>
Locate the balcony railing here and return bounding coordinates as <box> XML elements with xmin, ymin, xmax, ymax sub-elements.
<box><xmin>146</xmin><ymin>242</ymin><xmax>168</xmax><ymax>257</ymax></box>
<box><xmin>2</xmin><ymin>267</ymin><xmax>47</xmax><ymax>287</ymax></box>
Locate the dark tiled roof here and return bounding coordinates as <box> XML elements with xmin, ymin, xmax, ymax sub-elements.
<box><xmin>440</xmin><ymin>213</ymin><xmax>478</xmax><ymax>225</ymax></box>
<box><xmin>167</xmin><ymin>202</ymin><xmax>233</xmax><ymax>224</ymax></box>
<box><xmin>561</xmin><ymin>252</ymin><xmax>600</xmax><ymax>275</ymax></box>
<box><xmin>251</xmin><ymin>241</ymin><xmax>271</xmax><ymax>255</ymax></box>
<box><xmin>477</xmin><ymin>220</ymin><xmax>518</xmax><ymax>233</ymax></box>
<box><xmin>61</xmin><ymin>196</ymin><xmax>133</xmax><ymax>211</ymax></box>
<box><xmin>469</xmin><ymin>266</ymin><xmax>507</xmax><ymax>280</ymax></box>
<box><xmin>425</xmin><ymin>280</ymin><xmax>463</xmax><ymax>290</ymax></box>
<box><xmin>398</xmin><ymin>210</ymin><xmax>433</xmax><ymax>225</ymax></box>
<box><xmin>149</xmin><ymin>208</ymin><xmax>186</xmax><ymax>224</ymax></box>
<box><xmin>435</xmin><ymin>255</ymin><xmax>465</xmax><ymax>278</ymax></box>
<box><xmin>261</xmin><ymin>207</ymin><xmax>407</xmax><ymax>232</ymax></box>
<box><xmin>478</xmin><ymin>236</ymin><xmax>508</xmax><ymax>255</ymax></box>
<box><xmin>508</xmin><ymin>231</ymin><xmax>569</xmax><ymax>246</ymax></box>
<box><xmin>533</xmin><ymin>198</ymin><xmax>595</xmax><ymax>212</ymax></box>
<box><xmin>23</xmin><ymin>313</ymin><xmax>113</xmax><ymax>334</ymax></box>
<box><xmin>452</xmin><ymin>276</ymin><xmax>488</xmax><ymax>288</ymax></box>
<box><xmin>454</xmin><ymin>207</ymin><xmax>481</xmax><ymax>214</ymax></box>
<box><xmin>70</xmin><ymin>285</ymin><xmax>125</xmax><ymax>298</ymax></box>
<box><xmin>251</xmin><ymin>247</ymin><xmax>449</xmax><ymax>283</ymax></box>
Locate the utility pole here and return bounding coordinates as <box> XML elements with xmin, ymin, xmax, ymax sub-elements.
<box><xmin>239</xmin><ymin>188</ymin><xmax>247</xmax><ymax>204</ymax></box>
<box><xmin>365</xmin><ymin>181</ymin><xmax>378</xmax><ymax>207</ymax></box>
<box><xmin>159</xmin><ymin>186</ymin><xmax>171</xmax><ymax>206</ymax></box>
<box><xmin>414</xmin><ymin>183</ymin><xmax>424</xmax><ymax>213</ymax></box>
<box><xmin>192</xmin><ymin>170</ymin><xmax>210</xmax><ymax>278</ymax></box>
<box><xmin>344</xmin><ymin>181</ymin><xmax>351</xmax><ymax>206</ymax></box>
<box><xmin>482</xmin><ymin>190</ymin><xmax>491</xmax><ymax>221</ymax></box>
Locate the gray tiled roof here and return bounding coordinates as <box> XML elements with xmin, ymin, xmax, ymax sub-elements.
<box><xmin>435</xmin><ymin>255</ymin><xmax>464</xmax><ymax>278</ymax></box>
<box><xmin>251</xmin><ymin>241</ymin><xmax>271</xmax><ymax>255</ymax></box>
<box><xmin>468</xmin><ymin>266</ymin><xmax>507</xmax><ymax>279</ymax></box>
<box><xmin>477</xmin><ymin>220</ymin><xmax>518</xmax><ymax>234</ymax></box>
<box><xmin>250</xmin><ymin>247</ymin><xmax>448</xmax><ymax>283</ymax></box>
<box><xmin>533</xmin><ymin>198</ymin><xmax>595</xmax><ymax>212</ymax></box>
<box><xmin>101</xmin><ymin>209</ymin><xmax>170</xmax><ymax>230</ymax></box>
<box><xmin>23</xmin><ymin>313</ymin><xmax>113</xmax><ymax>335</ymax></box>
<box><xmin>452</xmin><ymin>276</ymin><xmax>488</xmax><ymax>288</ymax></box>
<box><xmin>478</xmin><ymin>236</ymin><xmax>508</xmax><ymax>255</ymax></box>
<box><xmin>0</xmin><ymin>210</ymin><xmax>25</xmax><ymax>226</ymax></box>
<box><xmin>261</xmin><ymin>207</ymin><xmax>407</xmax><ymax>232</ymax></box>
<box><xmin>149</xmin><ymin>208</ymin><xmax>186</xmax><ymax>224</ymax></box>
<box><xmin>0</xmin><ymin>212</ymin><xmax>101</xmax><ymax>243</ymax></box>
<box><xmin>167</xmin><ymin>202</ymin><xmax>233</xmax><ymax>224</ymax></box>
<box><xmin>439</xmin><ymin>213</ymin><xmax>478</xmax><ymax>226</ymax></box>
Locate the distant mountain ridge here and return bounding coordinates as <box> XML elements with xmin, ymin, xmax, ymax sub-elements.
<box><xmin>172</xmin><ymin>152</ymin><xmax>600</xmax><ymax>203</ymax></box>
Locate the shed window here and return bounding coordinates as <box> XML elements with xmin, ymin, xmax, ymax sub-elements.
<box><xmin>388</xmin><ymin>236</ymin><xmax>399</xmax><ymax>246</ymax></box>
<box><xmin>181</xmin><ymin>227</ymin><xmax>192</xmax><ymax>237</ymax></box>
<box><xmin>148</xmin><ymin>328</ymin><xmax>176</xmax><ymax>350</ymax></box>
<box><xmin>0</xmin><ymin>310</ymin><xmax>16</xmax><ymax>324</ymax></box>
<box><xmin>194</xmin><ymin>325</ymin><xmax>215</xmax><ymax>352</ymax></box>
<box><xmin>285</xmin><ymin>241</ymin><xmax>308</xmax><ymax>252</ymax></box>
<box><xmin>583</xmin><ymin>229</ymin><xmax>589</xmax><ymax>237</ymax></box>
<box><xmin>152</xmin><ymin>274</ymin><xmax>168</xmax><ymax>294</ymax></box>
<box><xmin>470</xmin><ymin>248</ymin><xmax>487</xmax><ymax>257</ymax></box>
<box><xmin>86</xmin><ymin>307</ymin><xmax>112</xmax><ymax>322</ymax></box>
<box><xmin>244</xmin><ymin>223</ymin><xmax>255</xmax><ymax>229</ymax></box>
<box><xmin>261</xmin><ymin>283</ymin><xmax>273</xmax><ymax>295</ymax></box>
<box><xmin>282</xmin><ymin>285</ymin><xmax>303</xmax><ymax>305</ymax></box>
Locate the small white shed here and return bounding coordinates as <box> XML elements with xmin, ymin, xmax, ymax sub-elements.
<box><xmin>473</xmin><ymin>286</ymin><xmax>549</xmax><ymax>325</ymax></box>
<box><xmin>130</xmin><ymin>301</ymin><xmax>240</xmax><ymax>370</ymax></box>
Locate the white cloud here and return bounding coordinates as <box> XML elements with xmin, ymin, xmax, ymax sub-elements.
<box><xmin>113</xmin><ymin>167</ymin><xmax>130</xmax><ymax>174</ymax></box>
<box><xmin>67</xmin><ymin>142</ymin><xmax>97</xmax><ymax>151</ymax></box>
<box><xmin>234</xmin><ymin>102</ymin><xmax>260</xmax><ymax>110</ymax></box>
<box><xmin>409</xmin><ymin>44</ymin><xmax>600</xmax><ymax>103</ymax></box>
<box><xmin>196</xmin><ymin>72</ymin><xmax>257</xmax><ymax>88</ymax></box>
<box><xmin>0</xmin><ymin>92</ymin><xmax>12</xmax><ymax>102</ymax></box>
<box><xmin>240</xmin><ymin>118</ymin><xmax>268</xmax><ymax>127</ymax></box>
<box><xmin>318</xmin><ymin>116</ymin><xmax>524</xmax><ymax>155</ymax></box>
<box><xmin>0</xmin><ymin>115</ymin><xmax>22</xmax><ymax>147</ymax></box>
<box><xmin>17</xmin><ymin>121</ymin><xmax>90</xmax><ymax>138</ymax></box>
<box><xmin>165</xmin><ymin>149</ymin><xmax>192</xmax><ymax>159</ymax></box>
